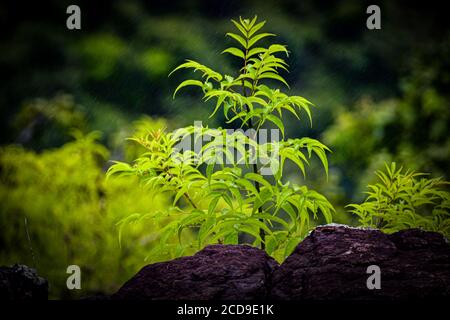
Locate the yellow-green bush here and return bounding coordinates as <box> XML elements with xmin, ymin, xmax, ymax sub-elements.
<box><xmin>0</xmin><ymin>130</ymin><xmax>191</xmax><ymax>299</ymax></box>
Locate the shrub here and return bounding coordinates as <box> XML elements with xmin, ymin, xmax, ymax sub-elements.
<box><xmin>107</xmin><ymin>16</ymin><xmax>334</xmax><ymax>262</ymax></box>
<box><xmin>0</xmin><ymin>129</ymin><xmax>179</xmax><ymax>298</ymax></box>
<box><xmin>348</xmin><ymin>162</ymin><xmax>450</xmax><ymax>237</ymax></box>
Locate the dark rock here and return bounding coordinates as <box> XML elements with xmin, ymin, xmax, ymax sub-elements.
<box><xmin>0</xmin><ymin>264</ymin><xmax>48</xmax><ymax>300</ymax></box>
<box><xmin>113</xmin><ymin>244</ymin><xmax>278</xmax><ymax>300</ymax></box>
<box><xmin>270</xmin><ymin>225</ymin><xmax>450</xmax><ymax>300</ymax></box>
<box><xmin>112</xmin><ymin>225</ymin><xmax>450</xmax><ymax>300</ymax></box>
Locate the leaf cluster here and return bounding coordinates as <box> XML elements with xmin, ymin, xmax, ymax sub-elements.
<box><xmin>348</xmin><ymin>162</ymin><xmax>450</xmax><ymax>238</ymax></box>
<box><xmin>170</xmin><ymin>16</ymin><xmax>314</xmax><ymax>137</ymax></box>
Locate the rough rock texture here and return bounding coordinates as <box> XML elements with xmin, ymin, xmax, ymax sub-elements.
<box><xmin>0</xmin><ymin>264</ymin><xmax>48</xmax><ymax>300</ymax></box>
<box><xmin>270</xmin><ymin>225</ymin><xmax>450</xmax><ymax>300</ymax></box>
<box><xmin>113</xmin><ymin>244</ymin><xmax>278</xmax><ymax>300</ymax></box>
<box><xmin>112</xmin><ymin>225</ymin><xmax>450</xmax><ymax>300</ymax></box>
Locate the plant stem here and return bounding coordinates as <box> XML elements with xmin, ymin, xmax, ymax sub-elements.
<box><xmin>164</xmin><ymin>167</ymin><xmax>198</xmax><ymax>210</ymax></box>
<box><xmin>242</xmin><ymin>48</ymin><xmax>266</xmax><ymax>250</ymax></box>
<box><xmin>24</xmin><ymin>216</ymin><xmax>37</xmax><ymax>268</ymax></box>
<box><xmin>184</xmin><ymin>192</ymin><xmax>198</xmax><ymax>210</ymax></box>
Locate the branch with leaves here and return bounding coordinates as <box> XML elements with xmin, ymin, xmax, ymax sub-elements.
<box><xmin>348</xmin><ymin>162</ymin><xmax>450</xmax><ymax>237</ymax></box>
<box><xmin>107</xmin><ymin>16</ymin><xmax>334</xmax><ymax>262</ymax></box>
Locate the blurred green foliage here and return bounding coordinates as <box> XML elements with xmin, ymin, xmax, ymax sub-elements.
<box><xmin>323</xmin><ymin>60</ymin><xmax>450</xmax><ymax>210</ymax></box>
<box><xmin>0</xmin><ymin>118</ymin><xmax>193</xmax><ymax>299</ymax></box>
<box><xmin>78</xmin><ymin>33</ymin><xmax>127</xmax><ymax>81</ymax></box>
<box><xmin>13</xmin><ymin>95</ymin><xmax>86</xmax><ymax>150</ymax></box>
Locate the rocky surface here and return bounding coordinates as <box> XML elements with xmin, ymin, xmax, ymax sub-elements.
<box><xmin>0</xmin><ymin>264</ymin><xmax>48</xmax><ymax>300</ymax></box>
<box><xmin>112</xmin><ymin>244</ymin><xmax>278</xmax><ymax>300</ymax></box>
<box><xmin>270</xmin><ymin>225</ymin><xmax>450</xmax><ymax>300</ymax></box>
<box><xmin>114</xmin><ymin>225</ymin><xmax>450</xmax><ymax>300</ymax></box>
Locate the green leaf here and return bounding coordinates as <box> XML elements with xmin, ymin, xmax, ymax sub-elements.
<box><xmin>245</xmin><ymin>218</ymin><xmax>272</xmax><ymax>235</ymax></box>
<box><xmin>248</xmin><ymin>21</ymin><xmax>266</xmax><ymax>38</ymax></box>
<box><xmin>209</xmin><ymin>95</ymin><xmax>226</xmax><ymax>119</ymax></box>
<box><xmin>265</xmin><ymin>114</ymin><xmax>285</xmax><ymax>137</ymax></box>
<box><xmin>247</xmin><ymin>33</ymin><xmax>275</xmax><ymax>48</ymax></box>
<box><xmin>252</xmin><ymin>213</ymin><xmax>289</xmax><ymax>228</ymax></box>
<box><xmin>267</xmin><ymin>44</ymin><xmax>289</xmax><ymax>56</ymax></box>
<box><xmin>206</xmin><ymin>162</ymin><xmax>214</xmax><ymax>182</ymax></box>
<box><xmin>258</xmin><ymin>73</ymin><xmax>290</xmax><ymax>88</ymax></box>
<box><xmin>169</xmin><ymin>60</ymin><xmax>223</xmax><ymax>81</ymax></box>
<box><xmin>247</xmin><ymin>47</ymin><xmax>266</xmax><ymax>59</ymax></box>
<box><xmin>116</xmin><ymin>213</ymin><xmax>141</xmax><ymax>247</ymax></box>
<box><xmin>284</xmin><ymin>237</ymin><xmax>300</xmax><ymax>258</ymax></box>
<box><xmin>224</xmin><ymin>231</ymin><xmax>239</xmax><ymax>244</ymax></box>
<box><xmin>282</xmin><ymin>202</ymin><xmax>298</xmax><ymax>226</ymax></box>
<box><xmin>226</xmin><ymin>32</ymin><xmax>247</xmax><ymax>48</ymax></box>
<box><xmin>198</xmin><ymin>214</ymin><xmax>217</xmax><ymax>246</ymax></box>
<box><xmin>238</xmin><ymin>226</ymin><xmax>262</xmax><ymax>243</ymax></box>
<box><xmin>245</xmin><ymin>172</ymin><xmax>271</xmax><ymax>189</ymax></box>
<box><xmin>222</xmin><ymin>47</ymin><xmax>245</xmax><ymax>59</ymax></box>
<box><xmin>236</xmin><ymin>178</ymin><xmax>259</xmax><ymax>196</ymax></box>
<box><xmin>106</xmin><ymin>161</ymin><xmax>134</xmax><ymax>179</ymax></box>
<box><xmin>173</xmin><ymin>80</ymin><xmax>204</xmax><ymax>98</ymax></box>
<box><xmin>248</xmin><ymin>16</ymin><xmax>258</xmax><ymax>29</ymax></box>
<box><xmin>231</xmin><ymin>19</ymin><xmax>248</xmax><ymax>36</ymax></box>
<box><xmin>282</xmin><ymin>149</ymin><xmax>306</xmax><ymax>177</ymax></box>
<box><xmin>173</xmin><ymin>186</ymin><xmax>189</xmax><ymax>206</ymax></box>
<box><xmin>312</xmin><ymin>147</ymin><xmax>329</xmax><ymax>178</ymax></box>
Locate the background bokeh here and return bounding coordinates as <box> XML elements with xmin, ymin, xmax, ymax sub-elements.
<box><xmin>0</xmin><ymin>0</ymin><xmax>449</xmax><ymax>298</ymax></box>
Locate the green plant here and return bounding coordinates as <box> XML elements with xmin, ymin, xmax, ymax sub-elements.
<box><xmin>107</xmin><ymin>16</ymin><xmax>334</xmax><ymax>261</ymax></box>
<box><xmin>348</xmin><ymin>162</ymin><xmax>450</xmax><ymax>237</ymax></box>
